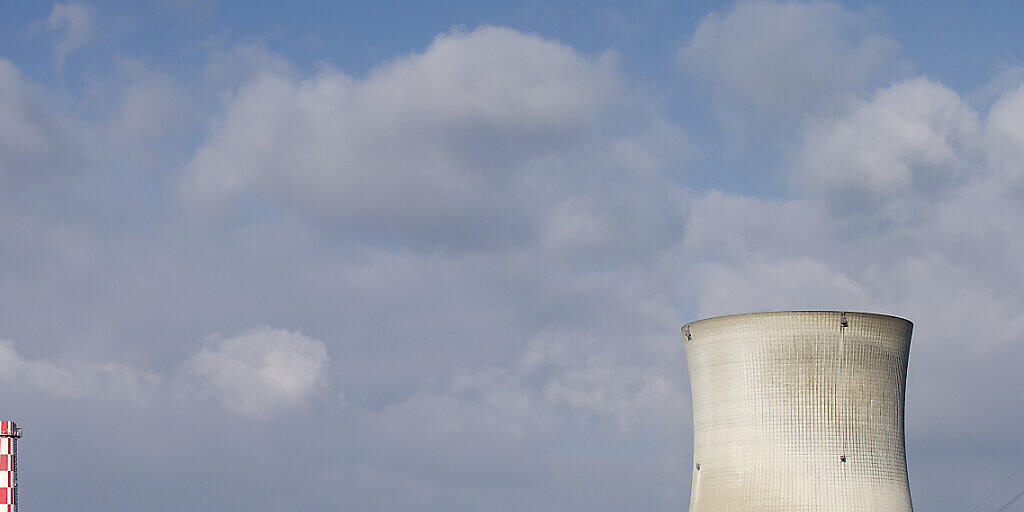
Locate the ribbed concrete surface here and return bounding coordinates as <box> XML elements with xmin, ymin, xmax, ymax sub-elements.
<box><xmin>682</xmin><ymin>311</ymin><xmax>913</xmax><ymax>511</ymax></box>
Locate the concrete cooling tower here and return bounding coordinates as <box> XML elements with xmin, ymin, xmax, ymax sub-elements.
<box><xmin>681</xmin><ymin>311</ymin><xmax>913</xmax><ymax>511</ymax></box>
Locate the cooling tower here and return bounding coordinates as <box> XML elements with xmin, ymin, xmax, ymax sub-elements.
<box><xmin>681</xmin><ymin>311</ymin><xmax>913</xmax><ymax>511</ymax></box>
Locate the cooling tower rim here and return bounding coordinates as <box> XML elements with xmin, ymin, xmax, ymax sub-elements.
<box><xmin>681</xmin><ymin>310</ymin><xmax>912</xmax><ymax>332</ymax></box>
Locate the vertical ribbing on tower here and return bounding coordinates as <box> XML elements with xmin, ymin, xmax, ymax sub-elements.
<box><xmin>682</xmin><ymin>311</ymin><xmax>913</xmax><ymax>512</ymax></box>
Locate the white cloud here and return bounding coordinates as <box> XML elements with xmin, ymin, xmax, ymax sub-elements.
<box><xmin>679</xmin><ymin>0</ymin><xmax>903</xmax><ymax>134</ymax></box>
<box><xmin>682</xmin><ymin>191</ymin><xmax>828</xmax><ymax>261</ymax></box>
<box><xmin>795</xmin><ymin>78</ymin><xmax>980</xmax><ymax>218</ymax></box>
<box><xmin>0</xmin><ymin>58</ymin><xmax>82</xmax><ymax>184</ymax></box>
<box><xmin>984</xmin><ymin>83</ymin><xmax>1024</xmax><ymax>186</ymax></box>
<box><xmin>694</xmin><ymin>258</ymin><xmax>872</xmax><ymax>317</ymax></box>
<box><xmin>359</xmin><ymin>334</ymin><xmax>689</xmax><ymax>507</ymax></box>
<box><xmin>0</xmin><ymin>339</ymin><xmax>160</xmax><ymax>400</ymax></box>
<box><xmin>0</xmin><ymin>54</ymin><xmax>185</xmax><ymax>200</ymax></box>
<box><xmin>968</xmin><ymin>64</ymin><xmax>1024</xmax><ymax>108</ymax></box>
<box><xmin>47</xmin><ymin>2</ymin><xmax>95</xmax><ymax>71</ymax></box>
<box><xmin>182</xmin><ymin>326</ymin><xmax>329</xmax><ymax>417</ymax></box>
<box><xmin>541</xmin><ymin>355</ymin><xmax>683</xmax><ymax>433</ymax></box>
<box><xmin>107</xmin><ymin>60</ymin><xmax>188</xmax><ymax>142</ymax></box>
<box><xmin>0</xmin><ymin>325</ymin><xmax>332</xmax><ymax>420</ymax></box>
<box><xmin>183</xmin><ymin>26</ymin><xmax>688</xmax><ymax>244</ymax></box>
<box><xmin>368</xmin><ymin>368</ymin><xmax>551</xmax><ymax>484</ymax></box>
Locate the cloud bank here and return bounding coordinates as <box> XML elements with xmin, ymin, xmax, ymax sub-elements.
<box><xmin>184</xmin><ymin>26</ymin><xmax>688</xmax><ymax>247</ymax></box>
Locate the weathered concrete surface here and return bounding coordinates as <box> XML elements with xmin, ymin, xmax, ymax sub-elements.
<box><xmin>682</xmin><ymin>311</ymin><xmax>913</xmax><ymax>511</ymax></box>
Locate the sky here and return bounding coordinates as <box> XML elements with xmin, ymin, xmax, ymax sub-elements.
<box><xmin>1</xmin><ymin>1</ymin><xmax>1024</xmax><ymax>510</ymax></box>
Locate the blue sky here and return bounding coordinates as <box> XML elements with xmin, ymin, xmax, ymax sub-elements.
<box><xmin>2</xmin><ymin>1</ymin><xmax>1024</xmax><ymax>511</ymax></box>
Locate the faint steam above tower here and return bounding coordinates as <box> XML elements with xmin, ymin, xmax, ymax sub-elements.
<box><xmin>681</xmin><ymin>311</ymin><xmax>913</xmax><ymax>511</ymax></box>
<box><xmin>0</xmin><ymin>421</ymin><xmax>20</xmax><ymax>512</ymax></box>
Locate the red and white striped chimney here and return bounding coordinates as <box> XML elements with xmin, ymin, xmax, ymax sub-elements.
<box><xmin>0</xmin><ymin>421</ymin><xmax>20</xmax><ymax>512</ymax></box>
